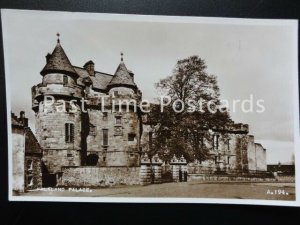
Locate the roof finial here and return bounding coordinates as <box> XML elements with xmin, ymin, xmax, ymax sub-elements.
<box><xmin>120</xmin><ymin>51</ymin><xmax>124</xmax><ymax>62</ymax></box>
<box><xmin>57</xmin><ymin>33</ymin><xmax>60</xmax><ymax>43</ymax></box>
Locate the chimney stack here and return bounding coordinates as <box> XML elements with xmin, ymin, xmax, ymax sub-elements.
<box><xmin>83</xmin><ymin>60</ymin><xmax>95</xmax><ymax>76</ymax></box>
<box><xmin>19</xmin><ymin>111</ymin><xmax>28</xmax><ymax>127</ymax></box>
<box><xmin>46</xmin><ymin>53</ymin><xmax>51</xmax><ymax>63</ymax></box>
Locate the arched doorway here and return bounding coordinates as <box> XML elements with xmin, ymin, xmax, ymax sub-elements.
<box><xmin>86</xmin><ymin>154</ymin><xmax>99</xmax><ymax>166</ymax></box>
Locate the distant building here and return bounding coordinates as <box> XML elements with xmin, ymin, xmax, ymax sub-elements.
<box><xmin>267</xmin><ymin>164</ymin><xmax>295</xmax><ymax>175</ymax></box>
<box><xmin>12</xmin><ymin>112</ymin><xmax>42</xmax><ymax>192</ymax></box>
<box><xmin>142</xmin><ymin>122</ymin><xmax>267</xmax><ymax>173</ymax></box>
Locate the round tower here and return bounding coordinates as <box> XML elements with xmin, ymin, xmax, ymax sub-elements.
<box><xmin>105</xmin><ymin>53</ymin><xmax>142</xmax><ymax>166</ymax></box>
<box><xmin>32</xmin><ymin>34</ymin><xmax>83</xmax><ymax>175</ymax></box>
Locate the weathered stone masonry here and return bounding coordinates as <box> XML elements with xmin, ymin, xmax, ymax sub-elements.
<box><xmin>12</xmin><ymin>112</ymin><xmax>42</xmax><ymax>192</ymax></box>
<box><xmin>21</xmin><ymin>36</ymin><xmax>268</xmax><ymax>188</ymax></box>
<box><xmin>31</xmin><ymin>37</ymin><xmax>142</xmax><ymax>186</ymax></box>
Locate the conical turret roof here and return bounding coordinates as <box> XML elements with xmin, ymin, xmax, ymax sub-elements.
<box><xmin>40</xmin><ymin>40</ymin><xmax>77</xmax><ymax>77</ymax></box>
<box><xmin>108</xmin><ymin>61</ymin><xmax>136</xmax><ymax>89</ymax></box>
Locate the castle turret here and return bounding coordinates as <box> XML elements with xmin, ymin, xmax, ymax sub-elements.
<box><xmin>103</xmin><ymin>53</ymin><xmax>141</xmax><ymax>166</ymax></box>
<box><xmin>32</xmin><ymin>34</ymin><xmax>83</xmax><ymax>175</ymax></box>
<box><xmin>107</xmin><ymin>54</ymin><xmax>137</xmax><ymax>91</ymax></box>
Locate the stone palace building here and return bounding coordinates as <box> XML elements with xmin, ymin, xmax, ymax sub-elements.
<box><xmin>12</xmin><ymin>36</ymin><xmax>267</xmax><ymax>190</ymax></box>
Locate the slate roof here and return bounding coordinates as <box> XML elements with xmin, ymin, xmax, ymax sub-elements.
<box><xmin>40</xmin><ymin>41</ymin><xmax>78</xmax><ymax>77</ymax></box>
<box><xmin>92</xmin><ymin>72</ymin><xmax>114</xmax><ymax>91</ymax></box>
<box><xmin>25</xmin><ymin>128</ymin><xmax>42</xmax><ymax>155</ymax></box>
<box><xmin>74</xmin><ymin>67</ymin><xmax>113</xmax><ymax>91</ymax></box>
<box><xmin>108</xmin><ymin>62</ymin><xmax>137</xmax><ymax>89</ymax></box>
<box><xmin>11</xmin><ymin>112</ymin><xmax>42</xmax><ymax>155</ymax></box>
<box><xmin>42</xmin><ymin>41</ymin><xmax>137</xmax><ymax>91</ymax></box>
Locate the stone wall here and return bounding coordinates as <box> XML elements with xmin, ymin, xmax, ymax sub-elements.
<box><xmin>247</xmin><ymin>135</ymin><xmax>256</xmax><ymax>171</ymax></box>
<box><xmin>42</xmin><ymin>73</ymin><xmax>77</xmax><ymax>86</ymax></box>
<box><xmin>188</xmin><ymin>174</ymin><xmax>275</xmax><ymax>182</ymax></box>
<box><xmin>25</xmin><ymin>156</ymin><xmax>42</xmax><ymax>190</ymax></box>
<box><xmin>203</xmin><ymin>132</ymin><xmax>249</xmax><ymax>171</ymax></box>
<box><xmin>36</xmin><ymin>73</ymin><xmax>82</xmax><ymax>98</ymax></box>
<box><xmin>86</xmin><ymin>94</ymin><xmax>141</xmax><ymax>167</ymax></box>
<box><xmin>60</xmin><ymin>166</ymin><xmax>140</xmax><ymax>187</ymax></box>
<box><xmin>255</xmin><ymin>143</ymin><xmax>267</xmax><ymax>171</ymax></box>
<box><xmin>186</xmin><ymin>132</ymin><xmax>268</xmax><ymax>174</ymax></box>
<box><xmin>141</xmin><ymin>127</ymin><xmax>266</xmax><ymax>173</ymax></box>
<box><xmin>12</xmin><ymin>129</ymin><xmax>25</xmax><ymax>192</ymax></box>
<box><xmin>12</xmin><ymin>116</ymin><xmax>43</xmax><ymax>192</ymax></box>
<box><xmin>43</xmin><ymin>149</ymin><xmax>81</xmax><ymax>173</ymax></box>
<box><xmin>35</xmin><ymin>103</ymin><xmax>82</xmax><ymax>173</ymax></box>
<box><xmin>234</xmin><ymin>134</ymin><xmax>249</xmax><ymax>171</ymax></box>
<box><xmin>276</xmin><ymin>175</ymin><xmax>295</xmax><ymax>182</ymax></box>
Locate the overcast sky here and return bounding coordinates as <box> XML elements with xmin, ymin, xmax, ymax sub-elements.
<box><xmin>2</xmin><ymin>9</ymin><xmax>298</xmax><ymax>164</ymax></box>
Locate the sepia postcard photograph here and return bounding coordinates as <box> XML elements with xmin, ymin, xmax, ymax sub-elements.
<box><xmin>1</xmin><ymin>9</ymin><xmax>299</xmax><ymax>206</ymax></box>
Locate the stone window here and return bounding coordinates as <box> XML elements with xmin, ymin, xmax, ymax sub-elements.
<box><xmin>27</xmin><ymin>160</ymin><xmax>33</xmax><ymax>171</ymax></box>
<box><xmin>85</xmin><ymin>85</ymin><xmax>90</xmax><ymax>95</ymax></box>
<box><xmin>65</xmin><ymin>102</ymin><xmax>71</xmax><ymax>112</ymax></box>
<box><xmin>213</xmin><ymin>134</ymin><xmax>219</xmax><ymax>150</ymax></box>
<box><xmin>65</xmin><ymin>123</ymin><xmax>74</xmax><ymax>143</ymax></box>
<box><xmin>227</xmin><ymin>139</ymin><xmax>230</xmax><ymax>151</ymax></box>
<box><xmin>63</xmin><ymin>75</ymin><xmax>68</xmax><ymax>85</ymax></box>
<box><xmin>103</xmin><ymin>112</ymin><xmax>108</xmax><ymax>121</ymax></box>
<box><xmin>27</xmin><ymin>176</ymin><xmax>33</xmax><ymax>186</ymax></box>
<box><xmin>115</xmin><ymin>116</ymin><xmax>122</xmax><ymax>125</ymax></box>
<box><xmin>103</xmin><ymin>129</ymin><xmax>108</xmax><ymax>146</ymax></box>
<box><xmin>67</xmin><ymin>153</ymin><xmax>73</xmax><ymax>157</ymax></box>
<box><xmin>128</xmin><ymin>133</ymin><xmax>136</xmax><ymax>141</ymax></box>
<box><xmin>114</xmin><ymin>126</ymin><xmax>122</xmax><ymax>136</ymax></box>
<box><xmin>149</xmin><ymin>132</ymin><xmax>153</xmax><ymax>149</ymax></box>
<box><xmin>103</xmin><ymin>156</ymin><xmax>106</xmax><ymax>162</ymax></box>
<box><xmin>89</xmin><ymin>124</ymin><xmax>96</xmax><ymax>136</ymax></box>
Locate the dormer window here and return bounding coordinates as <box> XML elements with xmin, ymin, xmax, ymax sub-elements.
<box><xmin>63</xmin><ymin>75</ymin><xmax>68</xmax><ymax>85</ymax></box>
<box><xmin>114</xmin><ymin>91</ymin><xmax>118</xmax><ymax>97</ymax></box>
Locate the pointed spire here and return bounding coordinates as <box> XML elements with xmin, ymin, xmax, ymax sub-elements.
<box><xmin>40</xmin><ymin>34</ymin><xmax>77</xmax><ymax>77</ymax></box>
<box><xmin>108</xmin><ymin>53</ymin><xmax>136</xmax><ymax>89</ymax></box>
<box><xmin>57</xmin><ymin>32</ymin><xmax>60</xmax><ymax>43</ymax></box>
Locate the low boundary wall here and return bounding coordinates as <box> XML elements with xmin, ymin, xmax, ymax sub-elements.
<box><xmin>60</xmin><ymin>166</ymin><xmax>140</xmax><ymax>187</ymax></box>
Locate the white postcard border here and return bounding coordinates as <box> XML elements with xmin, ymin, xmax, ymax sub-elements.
<box><xmin>1</xmin><ymin>9</ymin><xmax>299</xmax><ymax>206</ymax></box>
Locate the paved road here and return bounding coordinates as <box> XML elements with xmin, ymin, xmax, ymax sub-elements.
<box><xmin>20</xmin><ymin>181</ymin><xmax>295</xmax><ymax>201</ymax></box>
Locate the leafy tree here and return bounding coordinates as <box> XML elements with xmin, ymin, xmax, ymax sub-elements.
<box><xmin>147</xmin><ymin>55</ymin><xmax>232</xmax><ymax>162</ymax></box>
